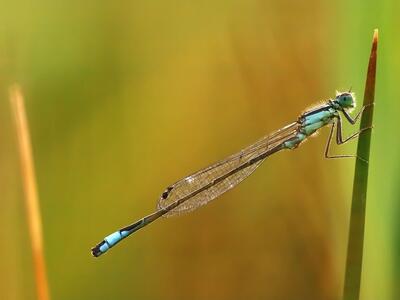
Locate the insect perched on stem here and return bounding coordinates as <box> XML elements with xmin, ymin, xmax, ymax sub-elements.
<box><xmin>92</xmin><ymin>91</ymin><xmax>372</xmax><ymax>257</ymax></box>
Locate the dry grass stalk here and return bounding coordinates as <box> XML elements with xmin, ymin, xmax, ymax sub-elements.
<box><xmin>9</xmin><ymin>85</ymin><xmax>50</xmax><ymax>300</ymax></box>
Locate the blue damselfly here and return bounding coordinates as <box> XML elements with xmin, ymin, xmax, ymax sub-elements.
<box><xmin>92</xmin><ymin>91</ymin><xmax>372</xmax><ymax>257</ymax></box>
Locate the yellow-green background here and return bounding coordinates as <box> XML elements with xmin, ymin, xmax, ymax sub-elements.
<box><xmin>0</xmin><ymin>1</ymin><xmax>398</xmax><ymax>299</ymax></box>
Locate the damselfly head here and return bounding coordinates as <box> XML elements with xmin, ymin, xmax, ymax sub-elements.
<box><xmin>335</xmin><ymin>91</ymin><xmax>356</xmax><ymax>110</ymax></box>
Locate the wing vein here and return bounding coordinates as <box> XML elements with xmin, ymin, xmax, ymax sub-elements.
<box><xmin>157</xmin><ymin>122</ymin><xmax>299</xmax><ymax>217</ymax></box>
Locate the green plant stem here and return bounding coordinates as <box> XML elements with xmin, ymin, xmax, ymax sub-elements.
<box><xmin>343</xmin><ymin>29</ymin><xmax>378</xmax><ymax>300</ymax></box>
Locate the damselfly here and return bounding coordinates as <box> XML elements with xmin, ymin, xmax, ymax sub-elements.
<box><xmin>91</xmin><ymin>91</ymin><xmax>372</xmax><ymax>257</ymax></box>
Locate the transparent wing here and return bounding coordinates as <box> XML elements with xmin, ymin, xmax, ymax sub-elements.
<box><xmin>157</xmin><ymin>122</ymin><xmax>300</xmax><ymax>217</ymax></box>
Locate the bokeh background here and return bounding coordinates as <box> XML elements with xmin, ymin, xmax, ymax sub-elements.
<box><xmin>0</xmin><ymin>1</ymin><xmax>399</xmax><ymax>299</ymax></box>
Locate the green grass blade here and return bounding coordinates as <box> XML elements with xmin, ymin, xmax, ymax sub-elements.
<box><xmin>343</xmin><ymin>29</ymin><xmax>378</xmax><ymax>300</ymax></box>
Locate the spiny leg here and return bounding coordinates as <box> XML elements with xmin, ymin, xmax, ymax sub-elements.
<box><xmin>336</xmin><ymin>114</ymin><xmax>373</xmax><ymax>144</ymax></box>
<box><xmin>324</xmin><ymin>121</ymin><xmax>356</xmax><ymax>159</ymax></box>
<box><xmin>342</xmin><ymin>103</ymin><xmax>374</xmax><ymax>124</ymax></box>
<box><xmin>324</xmin><ymin>116</ymin><xmax>371</xmax><ymax>162</ymax></box>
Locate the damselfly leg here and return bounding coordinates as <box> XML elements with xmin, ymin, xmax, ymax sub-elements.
<box><xmin>324</xmin><ymin>104</ymin><xmax>373</xmax><ymax>161</ymax></box>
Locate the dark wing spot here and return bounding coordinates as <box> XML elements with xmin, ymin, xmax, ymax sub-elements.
<box><xmin>161</xmin><ymin>186</ymin><xmax>173</xmax><ymax>199</ymax></box>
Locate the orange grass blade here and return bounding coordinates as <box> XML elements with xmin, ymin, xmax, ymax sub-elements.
<box><xmin>9</xmin><ymin>85</ymin><xmax>51</xmax><ymax>300</ymax></box>
<box><xmin>343</xmin><ymin>29</ymin><xmax>378</xmax><ymax>300</ymax></box>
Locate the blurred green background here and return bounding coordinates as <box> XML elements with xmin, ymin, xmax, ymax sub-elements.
<box><xmin>0</xmin><ymin>1</ymin><xmax>399</xmax><ymax>299</ymax></box>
